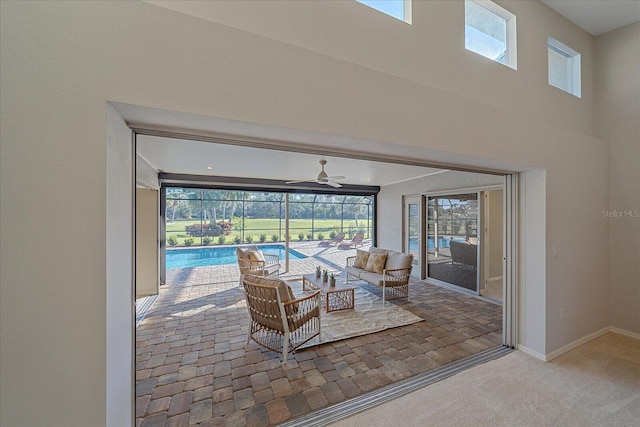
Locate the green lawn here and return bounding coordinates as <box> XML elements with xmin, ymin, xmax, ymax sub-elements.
<box><xmin>165</xmin><ymin>218</ymin><xmax>370</xmax><ymax>246</ymax></box>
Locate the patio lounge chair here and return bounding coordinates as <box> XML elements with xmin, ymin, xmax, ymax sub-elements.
<box><xmin>236</xmin><ymin>245</ymin><xmax>281</xmax><ymax>278</ymax></box>
<box><xmin>318</xmin><ymin>232</ymin><xmax>345</xmax><ymax>247</ymax></box>
<box><xmin>338</xmin><ymin>232</ymin><xmax>365</xmax><ymax>249</ymax></box>
<box><xmin>241</xmin><ymin>275</ymin><xmax>321</xmax><ymax>366</ymax></box>
<box><xmin>450</xmin><ymin>241</ymin><xmax>477</xmax><ymax>269</ymax></box>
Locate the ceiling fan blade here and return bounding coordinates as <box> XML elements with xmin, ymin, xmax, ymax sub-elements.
<box><xmin>287</xmin><ymin>160</ymin><xmax>345</xmax><ymax>187</ymax></box>
<box><xmin>285</xmin><ymin>179</ymin><xmax>314</xmax><ymax>184</ymax></box>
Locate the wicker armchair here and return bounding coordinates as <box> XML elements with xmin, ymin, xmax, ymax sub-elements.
<box><xmin>241</xmin><ymin>275</ymin><xmax>321</xmax><ymax>366</ymax></box>
<box><xmin>236</xmin><ymin>246</ymin><xmax>281</xmax><ymax>278</ymax></box>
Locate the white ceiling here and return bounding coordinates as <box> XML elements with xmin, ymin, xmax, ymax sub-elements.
<box><xmin>137</xmin><ymin>135</ymin><xmax>447</xmax><ymax>187</ymax></box>
<box><xmin>541</xmin><ymin>0</ymin><xmax>640</xmax><ymax>36</ymax></box>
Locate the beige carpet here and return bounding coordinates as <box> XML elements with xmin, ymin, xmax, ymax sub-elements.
<box><xmin>289</xmin><ymin>281</ymin><xmax>423</xmax><ymax>350</ymax></box>
<box><xmin>331</xmin><ymin>332</ymin><xmax>640</xmax><ymax>426</ymax></box>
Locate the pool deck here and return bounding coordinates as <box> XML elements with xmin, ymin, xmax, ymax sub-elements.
<box><xmin>165</xmin><ymin>240</ymin><xmax>366</xmax><ymax>287</ymax></box>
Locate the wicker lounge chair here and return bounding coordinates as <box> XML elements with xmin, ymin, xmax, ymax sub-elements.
<box><xmin>318</xmin><ymin>232</ymin><xmax>345</xmax><ymax>247</ymax></box>
<box><xmin>241</xmin><ymin>275</ymin><xmax>321</xmax><ymax>366</ymax></box>
<box><xmin>236</xmin><ymin>245</ymin><xmax>281</xmax><ymax>278</ymax></box>
<box><xmin>338</xmin><ymin>232</ymin><xmax>365</xmax><ymax>249</ymax></box>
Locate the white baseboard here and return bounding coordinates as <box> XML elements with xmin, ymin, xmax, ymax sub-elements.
<box><xmin>487</xmin><ymin>276</ymin><xmax>503</xmax><ymax>284</ymax></box>
<box><xmin>517</xmin><ymin>344</ymin><xmax>546</xmax><ymax>361</ymax></box>
<box><xmin>545</xmin><ymin>327</ymin><xmax>611</xmax><ymax>361</ymax></box>
<box><xmin>609</xmin><ymin>327</ymin><xmax>640</xmax><ymax>340</ymax></box>
<box><xmin>541</xmin><ymin>326</ymin><xmax>640</xmax><ymax>362</ymax></box>
<box><xmin>518</xmin><ymin>326</ymin><xmax>640</xmax><ymax>362</ymax></box>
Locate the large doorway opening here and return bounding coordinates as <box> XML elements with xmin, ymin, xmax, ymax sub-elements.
<box><xmin>132</xmin><ymin>127</ymin><xmax>518</xmax><ymax>426</ymax></box>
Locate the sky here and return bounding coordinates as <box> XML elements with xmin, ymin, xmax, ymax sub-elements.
<box><xmin>357</xmin><ymin>0</ymin><xmax>405</xmax><ymax>21</ymax></box>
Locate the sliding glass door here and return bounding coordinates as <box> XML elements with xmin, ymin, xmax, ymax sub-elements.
<box><xmin>404</xmin><ymin>196</ymin><xmax>423</xmax><ymax>278</ymax></box>
<box><xmin>426</xmin><ymin>193</ymin><xmax>479</xmax><ymax>293</ymax></box>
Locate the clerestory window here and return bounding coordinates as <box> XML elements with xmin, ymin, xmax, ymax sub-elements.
<box><xmin>465</xmin><ymin>0</ymin><xmax>517</xmax><ymax>69</ymax></box>
<box><xmin>548</xmin><ymin>36</ymin><xmax>581</xmax><ymax>98</ymax></box>
<box><xmin>357</xmin><ymin>0</ymin><xmax>412</xmax><ymax>24</ymax></box>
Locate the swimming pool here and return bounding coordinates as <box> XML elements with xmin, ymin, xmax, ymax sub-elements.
<box><xmin>408</xmin><ymin>237</ymin><xmax>466</xmax><ymax>251</ymax></box>
<box><xmin>166</xmin><ymin>244</ymin><xmax>307</xmax><ymax>269</ymax></box>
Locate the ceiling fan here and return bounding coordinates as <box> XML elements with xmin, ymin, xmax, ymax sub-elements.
<box><xmin>286</xmin><ymin>159</ymin><xmax>346</xmax><ymax>188</ymax></box>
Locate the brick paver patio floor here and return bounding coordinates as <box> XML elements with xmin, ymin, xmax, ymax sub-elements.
<box><xmin>136</xmin><ymin>242</ymin><xmax>502</xmax><ymax>426</ymax></box>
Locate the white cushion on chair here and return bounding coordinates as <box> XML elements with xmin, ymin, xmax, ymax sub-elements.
<box><xmin>237</xmin><ymin>245</ymin><xmax>266</xmax><ymax>265</ymax></box>
<box><xmin>345</xmin><ymin>265</ymin><xmax>363</xmax><ymax>278</ymax></box>
<box><xmin>368</xmin><ymin>246</ymin><xmax>389</xmax><ymax>255</ymax></box>
<box><xmin>385</xmin><ymin>251</ymin><xmax>413</xmax><ymax>270</ymax></box>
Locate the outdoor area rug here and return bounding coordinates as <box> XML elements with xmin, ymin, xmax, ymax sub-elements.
<box><xmin>288</xmin><ymin>280</ymin><xmax>424</xmax><ymax>350</ymax></box>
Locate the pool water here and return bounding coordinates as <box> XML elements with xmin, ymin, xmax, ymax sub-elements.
<box><xmin>409</xmin><ymin>237</ymin><xmax>466</xmax><ymax>250</ymax></box>
<box><xmin>166</xmin><ymin>244</ymin><xmax>307</xmax><ymax>269</ymax></box>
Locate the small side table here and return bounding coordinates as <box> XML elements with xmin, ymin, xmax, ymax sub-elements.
<box><xmin>302</xmin><ymin>274</ymin><xmax>355</xmax><ymax>312</ymax></box>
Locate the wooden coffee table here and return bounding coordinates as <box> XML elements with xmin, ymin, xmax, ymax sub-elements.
<box><xmin>302</xmin><ymin>274</ymin><xmax>355</xmax><ymax>312</ymax></box>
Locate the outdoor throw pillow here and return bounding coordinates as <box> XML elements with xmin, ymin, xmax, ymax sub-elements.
<box><xmin>354</xmin><ymin>249</ymin><xmax>370</xmax><ymax>269</ymax></box>
<box><xmin>236</xmin><ymin>247</ymin><xmax>252</xmax><ymax>267</ymax></box>
<box><xmin>365</xmin><ymin>252</ymin><xmax>387</xmax><ymax>274</ymax></box>
<box><xmin>248</xmin><ymin>249</ymin><xmax>265</xmax><ymax>262</ymax></box>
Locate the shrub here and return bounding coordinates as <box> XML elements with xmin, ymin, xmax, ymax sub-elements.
<box><xmin>217</xmin><ymin>236</ymin><xmax>226</xmax><ymax>245</ymax></box>
<box><xmin>259</xmin><ymin>233</ymin><xmax>267</xmax><ymax>243</ymax></box>
<box><xmin>245</xmin><ymin>235</ymin><xmax>253</xmax><ymax>243</ymax></box>
<box><xmin>298</xmin><ymin>232</ymin><xmax>305</xmax><ymax>241</ymax></box>
<box><xmin>184</xmin><ymin>221</ymin><xmax>234</xmax><ymax>238</ymax></box>
<box><xmin>271</xmin><ymin>234</ymin><xmax>279</xmax><ymax>243</ymax></box>
<box><xmin>217</xmin><ymin>221</ymin><xmax>234</xmax><ymax>235</ymax></box>
<box><xmin>167</xmin><ymin>236</ymin><xmax>178</xmax><ymax>246</ymax></box>
<box><xmin>183</xmin><ymin>237</ymin><xmax>195</xmax><ymax>246</ymax></box>
<box><xmin>184</xmin><ymin>223</ymin><xmax>203</xmax><ymax>238</ymax></box>
<box><xmin>202</xmin><ymin>236</ymin><xmax>213</xmax><ymax>245</ymax></box>
<box><xmin>306</xmin><ymin>233</ymin><xmax>313</xmax><ymax>241</ymax></box>
<box><xmin>317</xmin><ymin>233</ymin><xmax>324</xmax><ymax>241</ymax></box>
<box><xmin>233</xmin><ymin>236</ymin><xmax>242</xmax><ymax>244</ymax></box>
<box><xmin>329</xmin><ymin>230</ymin><xmax>337</xmax><ymax>239</ymax></box>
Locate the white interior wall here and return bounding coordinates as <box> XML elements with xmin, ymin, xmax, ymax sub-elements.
<box><xmin>136</xmin><ymin>188</ymin><xmax>159</xmax><ymax>300</ymax></box>
<box><xmin>519</xmin><ymin>169</ymin><xmax>547</xmax><ymax>356</ymax></box>
<box><xmin>595</xmin><ymin>23</ymin><xmax>640</xmax><ymax>335</ymax></box>
<box><xmin>145</xmin><ymin>0</ymin><xmax>595</xmax><ymax>135</ymax></box>
<box><xmin>0</xmin><ymin>2</ymin><xmax>614</xmax><ymax>425</ymax></box>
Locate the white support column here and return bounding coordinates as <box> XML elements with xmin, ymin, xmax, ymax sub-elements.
<box><xmin>285</xmin><ymin>194</ymin><xmax>290</xmax><ymax>272</ymax></box>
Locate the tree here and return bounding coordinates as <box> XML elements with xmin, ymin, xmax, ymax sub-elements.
<box><xmin>165</xmin><ymin>189</ymin><xmax>196</xmax><ymax>222</ymax></box>
<box><xmin>344</xmin><ymin>197</ymin><xmax>366</xmax><ymax>226</ymax></box>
